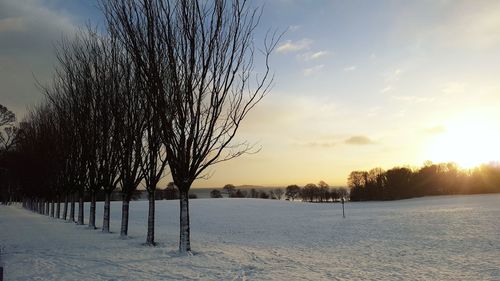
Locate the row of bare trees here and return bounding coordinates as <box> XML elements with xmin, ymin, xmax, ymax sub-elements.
<box><xmin>3</xmin><ymin>0</ymin><xmax>279</xmax><ymax>253</ymax></box>
<box><xmin>285</xmin><ymin>182</ymin><xmax>349</xmax><ymax>202</ymax></box>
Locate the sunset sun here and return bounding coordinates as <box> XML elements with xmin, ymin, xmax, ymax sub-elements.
<box><xmin>426</xmin><ymin>113</ymin><xmax>500</xmax><ymax>168</ymax></box>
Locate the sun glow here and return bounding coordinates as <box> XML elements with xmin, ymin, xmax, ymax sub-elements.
<box><xmin>426</xmin><ymin>112</ymin><xmax>500</xmax><ymax>168</ymax></box>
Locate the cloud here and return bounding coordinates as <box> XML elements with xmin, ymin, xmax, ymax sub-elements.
<box><xmin>299</xmin><ymin>51</ymin><xmax>329</xmax><ymax>61</ymax></box>
<box><xmin>343</xmin><ymin>65</ymin><xmax>357</xmax><ymax>72</ymax></box>
<box><xmin>296</xmin><ymin>140</ymin><xmax>336</xmax><ymax>148</ymax></box>
<box><xmin>303</xmin><ymin>64</ymin><xmax>324</xmax><ymax>76</ymax></box>
<box><xmin>384</xmin><ymin>69</ymin><xmax>402</xmax><ymax>83</ymax></box>
<box><xmin>396</xmin><ymin>1</ymin><xmax>500</xmax><ymax>50</ymax></box>
<box><xmin>345</xmin><ymin>136</ymin><xmax>376</xmax><ymax>145</ymax></box>
<box><xmin>288</xmin><ymin>25</ymin><xmax>301</xmax><ymax>32</ymax></box>
<box><xmin>0</xmin><ymin>0</ymin><xmax>79</xmax><ymax>118</ymax></box>
<box><xmin>379</xmin><ymin>86</ymin><xmax>392</xmax><ymax>93</ymax></box>
<box><xmin>277</xmin><ymin>38</ymin><xmax>313</xmax><ymax>53</ymax></box>
<box><xmin>424</xmin><ymin>126</ymin><xmax>446</xmax><ymax>134</ymax></box>
<box><xmin>441</xmin><ymin>82</ymin><xmax>466</xmax><ymax>95</ymax></box>
<box><xmin>392</xmin><ymin>95</ymin><xmax>435</xmax><ymax>103</ymax></box>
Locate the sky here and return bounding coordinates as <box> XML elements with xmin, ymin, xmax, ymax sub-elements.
<box><xmin>1</xmin><ymin>0</ymin><xmax>500</xmax><ymax>188</ymax></box>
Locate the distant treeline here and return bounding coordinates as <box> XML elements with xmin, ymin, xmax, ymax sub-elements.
<box><xmin>210</xmin><ymin>183</ymin><xmax>349</xmax><ymax>202</ymax></box>
<box><xmin>348</xmin><ymin>162</ymin><xmax>500</xmax><ymax>201</ymax></box>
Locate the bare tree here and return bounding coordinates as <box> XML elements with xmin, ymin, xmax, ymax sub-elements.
<box><xmin>140</xmin><ymin>84</ymin><xmax>168</xmax><ymax>245</ymax></box>
<box><xmin>285</xmin><ymin>185</ymin><xmax>301</xmax><ymax>201</ymax></box>
<box><xmin>102</xmin><ymin>0</ymin><xmax>280</xmax><ymax>253</ymax></box>
<box><xmin>52</xmin><ymin>29</ymin><xmax>103</xmax><ymax>226</ymax></box>
<box><xmin>0</xmin><ymin>105</ymin><xmax>15</xmax><ymax>127</ymax></box>
<box><xmin>115</xmin><ymin>53</ymin><xmax>146</xmax><ymax>238</ymax></box>
<box><xmin>272</xmin><ymin>188</ymin><xmax>284</xmax><ymax>200</ymax></box>
<box><xmin>223</xmin><ymin>184</ymin><xmax>236</xmax><ymax>197</ymax></box>
<box><xmin>0</xmin><ymin>104</ymin><xmax>17</xmax><ymax>155</ymax></box>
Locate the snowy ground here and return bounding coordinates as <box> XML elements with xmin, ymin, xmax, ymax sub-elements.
<box><xmin>1</xmin><ymin>194</ymin><xmax>500</xmax><ymax>280</ymax></box>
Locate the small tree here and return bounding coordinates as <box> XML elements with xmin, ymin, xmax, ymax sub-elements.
<box><xmin>163</xmin><ymin>182</ymin><xmax>179</xmax><ymax>200</ymax></box>
<box><xmin>285</xmin><ymin>185</ymin><xmax>301</xmax><ymax>201</ymax></box>
<box><xmin>318</xmin><ymin>181</ymin><xmax>329</xmax><ymax>202</ymax></box>
<box><xmin>273</xmin><ymin>188</ymin><xmax>284</xmax><ymax>200</ymax></box>
<box><xmin>249</xmin><ymin>188</ymin><xmax>259</xmax><ymax>198</ymax></box>
<box><xmin>301</xmin><ymin>183</ymin><xmax>319</xmax><ymax>202</ymax></box>
<box><xmin>259</xmin><ymin>191</ymin><xmax>270</xmax><ymax>199</ymax></box>
<box><xmin>223</xmin><ymin>184</ymin><xmax>236</xmax><ymax>197</ymax></box>
<box><xmin>231</xmin><ymin>189</ymin><xmax>247</xmax><ymax>198</ymax></box>
<box><xmin>210</xmin><ymin>189</ymin><xmax>222</xmax><ymax>198</ymax></box>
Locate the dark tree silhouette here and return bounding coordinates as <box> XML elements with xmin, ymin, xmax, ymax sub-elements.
<box><xmin>102</xmin><ymin>0</ymin><xmax>280</xmax><ymax>253</ymax></box>
<box><xmin>210</xmin><ymin>189</ymin><xmax>222</xmax><ymax>198</ymax></box>
<box><xmin>223</xmin><ymin>184</ymin><xmax>236</xmax><ymax>197</ymax></box>
<box><xmin>285</xmin><ymin>185</ymin><xmax>301</xmax><ymax>201</ymax></box>
<box><xmin>249</xmin><ymin>188</ymin><xmax>259</xmax><ymax>198</ymax></box>
<box><xmin>140</xmin><ymin>85</ymin><xmax>168</xmax><ymax>245</ymax></box>
<box><xmin>347</xmin><ymin>162</ymin><xmax>498</xmax><ymax>201</ymax></box>
<box><xmin>0</xmin><ymin>105</ymin><xmax>15</xmax><ymax>127</ymax></box>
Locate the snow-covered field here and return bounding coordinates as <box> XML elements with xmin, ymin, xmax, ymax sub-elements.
<box><xmin>1</xmin><ymin>194</ymin><xmax>500</xmax><ymax>280</ymax></box>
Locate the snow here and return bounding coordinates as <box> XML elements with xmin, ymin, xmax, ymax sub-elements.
<box><xmin>1</xmin><ymin>194</ymin><xmax>500</xmax><ymax>280</ymax></box>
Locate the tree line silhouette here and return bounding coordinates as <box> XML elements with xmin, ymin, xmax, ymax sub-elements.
<box><xmin>348</xmin><ymin>162</ymin><xmax>500</xmax><ymax>201</ymax></box>
<box><xmin>206</xmin><ymin>182</ymin><xmax>349</xmax><ymax>202</ymax></box>
<box><xmin>0</xmin><ymin>0</ymin><xmax>279</xmax><ymax>253</ymax></box>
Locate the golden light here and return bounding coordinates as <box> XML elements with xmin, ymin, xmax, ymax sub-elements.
<box><xmin>425</xmin><ymin>112</ymin><xmax>500</xmax><ymax>168</ymax></box>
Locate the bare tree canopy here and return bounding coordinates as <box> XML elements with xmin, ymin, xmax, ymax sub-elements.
<box><xmin>0</xmin><ymin>104</ymin><xmax>15</xmax><ymax>127</ymax></box>
<box><xmin>102</xmin><ymin>0</ymin><xmax>281</xmax><ymax>252</ymax></box>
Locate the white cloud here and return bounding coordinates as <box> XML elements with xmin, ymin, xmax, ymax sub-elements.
<box><xmin>309</xmin><ymin>51</ymin><xmax>328</xmax><ymax>60</ymax></box>
<box><xmin>380</xmin><ymin>86</ymin><xmax>392</xmax><ymax>93</ymax></box>
<box><xmin>441</xmin><ymin>82</ymin><xmax>466</xmax><ymax>95</ymax></box>
<box><xmin>392</xmin><ymin>95</ymin><xmax>435</xmax><ymax>103</ymax></box>
<box><xmin>384</xmin><ymin>69</ymin><xmax>402</xmax><ymax>83</ymax></box>
<box><xmin>303</xmin><ymin>64</ymin><xmax>324</xmax><ymax>76</ymax></box>
<box><xmin>299</xmin><ymin>50</ymin><xmax>329</xmax><ymax>61</ymax></box>
<box><xmin>343</xmin><ymin>65</ymin><xmax>357</xmax><ymax>72</ymax></box>
<box><xmin>277</xmin><ymin>38</ymin><xmax>313</xmax><ymax>53</ymax></box>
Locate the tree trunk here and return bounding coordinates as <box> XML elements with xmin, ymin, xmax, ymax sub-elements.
<box><xmin>120</xmin><ymin>197</ymin><xmax>130</xmax><ymax>238</ymax></box>
<box><xmin>102</xmin><ymin>192</ymin><xmax>111</xmax><ymax>233</ymax></box>
<box><xmin>45</xmin><ymin>200</ymin><xmax>49</xmax><ymax>215</ymax></box>
<box><xmin>146</xmin><ymin>190</ymin><xmax>155</xmax><ymax>245</ymax></box>
<box><xmin>62</xmin><ymin>194</ymin><xmax>68</xmax><ymax>220</ymax></box>
<box><xmin>56</xmin><ymin>197</ymin><xmax>61</xmax><ymax>219</ymax></box>
<box><xmin>77</xmin><ymin>192</ymin><xmax>84</xmax><ymax>225</ymax></box>
<box><xmin>89</xmin><ymin>191</ymin><xmax>97</xmax><ymax>229</ymax></box>
<box><xmin>50</xmin><ymin>200</ymin><xmax>55</xmax><ymax>217</ymax></box>
<box><xmin>179</xmin><ymin>190</ymin><xmax>191</xmax><ymax>253</ymax></box>
<box><xmin>69</xmin><ymin>193</ymin><xmax>75</xmax><ymax>222</ymax></box>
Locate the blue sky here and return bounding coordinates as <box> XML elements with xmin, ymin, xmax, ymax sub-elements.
<box><xmin>1</xmin><ymin>0</ymin><xmax>500</xmax><ymax>187</ymax></box>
